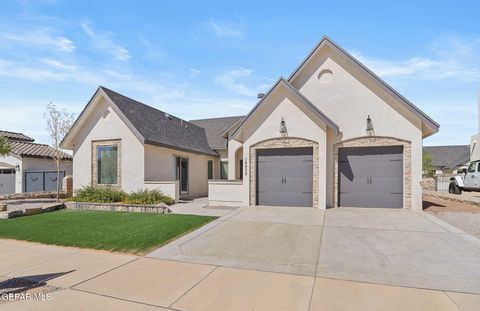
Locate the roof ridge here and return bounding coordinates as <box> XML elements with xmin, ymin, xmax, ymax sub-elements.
<box><xmin>100</xmin><ymin>86</ymin><xmax>205</xmax><ymax>131</ymax></box>
<box><xmin>10</xmin><ymin>141</ymin><xmax>50</xmax><ymax>147</ymax></box>
<box><xmin>190</xmin><ymin>115</ymin><xmax>245</xmax><ymax>122</ymax></box>
<box><xmin>0</xmin><ymin>129</ymin><xmax>27</xmax><ymax>135</ymax></box>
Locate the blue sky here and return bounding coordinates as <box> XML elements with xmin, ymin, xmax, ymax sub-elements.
<box><xmin>1</xmin><ymin>0</ymin><xmax>479</xmax><ymax>146</ymax></box>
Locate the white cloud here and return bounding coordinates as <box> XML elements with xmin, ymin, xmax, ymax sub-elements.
<box><xmin>0</xmin><ymin>29</ymin><xmax>75</xmax><ymax>52</ymax></box>
<box><xmin>350</xmin><ymin>37</ymin><xmax>480</xmax><ymax>81</ymax></box>
<box><xmin>40</xmin><ymin>58</ymin><xmax>76</xmax><ymax>70</ymax></box>
<box><xmin>216</xmin><ymin>68</ymin><xmax>256</xmax><ymax>96</ymax></box>
<box><xmin>189</xmin><ymin>68</ymin><xmax>201</xmax><ymax>78</ymax></box>
<box><xmin>81</xmin><ymin>22</ymin><xmax>131</xmax><ymax>61</ymax></box>
<box><xmin>207</xmin><ymin>19</ymin><xmax>245</xmax><ymax>39</ymax></box>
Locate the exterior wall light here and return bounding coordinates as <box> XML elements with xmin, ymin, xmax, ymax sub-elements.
<box><xmin>279</xmin><ymin>118</ymin><xmax>287</xmax><ymax>136</ymax></box>
<box><xmin>366</xmin><ymin>115</ymin><xmax>375</xmax><ymax>136</ymax></box>
<box><xmin>15</xmin><ymin>165</ymin><xmax>20</xmax><ymax>172</ymax></box>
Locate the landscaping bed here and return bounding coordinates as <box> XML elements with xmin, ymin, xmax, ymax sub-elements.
<box><xmin>0</xmin><ymin>209</ymin><xmax>216</xmax><ymax>254</ymax></box>
<box><xmin>423</xmin><ymin>195</ymin><xmax>480</xmax><ymax>239</ymax></box>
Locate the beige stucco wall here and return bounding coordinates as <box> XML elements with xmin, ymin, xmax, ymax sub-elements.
<box><xmin>236</xmin><ymin>87</ymin><xmax>329</xmax><ymax>208</ymax></box>
<box><xmin>144</xmin><ymin>144</ymin><xmax>217</xmax><ymax>197</ymax></box>
<box><xmin>291</xmin><ymin>48</ymin><xmax>424</xmax><ymax>209</ymax></box>
<box><xmin>208</xmin><ymin>180</ymin><xmax>243</xmax><ymax>206</ymax></box>
<box><xmin>71</xmin><ymin>99</ymin><xmax>145</xmax><ymax>192</ymax></box>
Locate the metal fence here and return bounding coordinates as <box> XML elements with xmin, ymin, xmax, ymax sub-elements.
<box><xmin>435</xmin><ymin>176</ymin><xmax>451</xmax><ymax>192</ymax></box>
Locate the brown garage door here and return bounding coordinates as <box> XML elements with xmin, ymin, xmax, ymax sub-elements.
<box><xmin>257</xmin><ymin>147</ymin><xmax>313</xmax><ymax>207</ymax></box>
<box><xmin>338</xmin><ymin>146</ymin><xmax>403</xmax><ymax>208</ymax></box>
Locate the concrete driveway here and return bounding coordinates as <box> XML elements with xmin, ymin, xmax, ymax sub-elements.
<box><xmin>148</xmin><ymin>206</ymin><xmax>480</xmax><ymax>294</ymax></box>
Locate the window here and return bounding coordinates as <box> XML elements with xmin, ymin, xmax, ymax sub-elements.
<box><xmin>468</xmin><ymin>162</ymin><xmax>477</xmax><ymax>173</ymax></box>
<box><xmin>239</xmin><ymin>160</ymin><xmax>243</xmax><ymax>180</ymax></box>
<box><xmin>0</xmin><ymin>169</ymin><xmax>15</xmax><ymax>174</ymax></box>
<box><xmin>97</xmin><ymin>145</ymin><xmax>118</xmax><ymax>184</ymax></box>
<box><xmin>220</xmin><ymin>161</ymin><xmax>228</xmax><ymax>179</ymax></box>
<box><xmin>207</xmin><ymin>160</ymin><xmax>213</xmax><ymax>179</ymax></box>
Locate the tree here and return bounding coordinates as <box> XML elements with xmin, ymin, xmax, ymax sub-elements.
<box><xmin>0</xmin><ymin>136</ymin><xmax>10</xmax><ymax>157</ymax></box>
<box><xmin>45</xmin><ymin>103</ymin><xmax>75</xmax><ymax>202</ymax></box>
<box><xmin>423</xmin><ymin>152</ymin><xmax>435</xmax><ymax>177</ymax></box>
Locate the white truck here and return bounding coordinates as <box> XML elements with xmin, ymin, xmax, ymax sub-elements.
<box><xmin>449</xmin><ymin>161</ymin><xmax>479</xmax><ymax>194</ymax></box>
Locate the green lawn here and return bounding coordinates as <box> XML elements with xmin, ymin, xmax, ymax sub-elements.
<box><xmin>0</xmin><ymin>210</ymin><xmax>216</xmax><ymax>254</ymax></box>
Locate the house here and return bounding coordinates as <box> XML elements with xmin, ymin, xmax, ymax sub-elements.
<box><xmin>0</xmin><ymin>130</ymin><xmax>72</xmax><ymax>195</ymax></box>
<box><xmin>423</xmin><ymin>145</ymin><xmax>470</xmax><ymax>175</ymax></box>
<box><xmin>62</xmin><ymin>36</ymin><xmax>439</xmax><ymax>209</ymax></box>
<box><xmin>61</xmin><ymin>88</ymin><xmax>224</xmax><ymax>202</ymax></box>
<box><xmin>470</xmin><ymin>90</ymin><xmax>480</xmax><ymax>161</ymax></box>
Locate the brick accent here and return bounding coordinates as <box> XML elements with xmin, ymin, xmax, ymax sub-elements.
<box><xmin>249</xmin><ymin>137</ymin><xmax>319</xmax><ymax>208</ymax></box>
<box><xmin>92</xmin><ymin>139</ymin><xmax>121</xmax><ymax>188</ymax></box>
<box><xmin>333</xmin><ymin>136</ymin><xmax>412</xmax><ymax>209</ymax></box>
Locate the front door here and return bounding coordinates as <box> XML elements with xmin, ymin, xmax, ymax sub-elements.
<box><xmin>175</xmin><ymin>157</ymin><xmax>189</xmax><ymax>194</ymax></box>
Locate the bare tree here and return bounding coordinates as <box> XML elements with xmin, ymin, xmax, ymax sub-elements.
<box><xmin>0</xmin><ymin>136</ymin><xmax>10</xmax><ymax>157</ymax></box>
<box><xmin>45</xmin><ymin>103</ymin><xmax>75</xmax><ymax>202</ymax></box>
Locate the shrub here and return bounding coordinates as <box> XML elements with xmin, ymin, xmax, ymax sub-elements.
<box><xmin>123</xmin><ymin>189</ymin><xmax>174</xmax><ymax>205</ymax></box>
<box><xmin>74</xmin><ymin>186</ymin><xmax>126</xmax><ymax>203</ymax></box>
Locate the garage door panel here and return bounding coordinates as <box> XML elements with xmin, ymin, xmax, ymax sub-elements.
<box><xmin>258</xmin><ymin>162</ymin><xmax>312</xmax><ymax>177</ymax></box>
<box><xmin>257</xmin><ymin>147</ymin><xmax>313</xmax><ymax>207</ymax></box>
<box><xmin>338</xmin><ymin>146</ymin><xmax>403</xmax><ymax>208</ymax></box>
<box><xmin>0</xmin><ymin>174</ymin><xmax>15</xmax><ymax>195</ymax></box>
<box><xmin>339</xmin><ymin>192</ymin><xmax>403</xmax><ymax>208</ymax></box>
<box><xmin>257</xmin><ymin>191</ymin><xmax>312</xmax><ymax>207</ymax></box>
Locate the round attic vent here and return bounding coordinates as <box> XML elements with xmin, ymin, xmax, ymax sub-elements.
<box><xmin>317</xmin><ymin>69</ymin><xmax>333</xmax><ymax>83</ymax></box>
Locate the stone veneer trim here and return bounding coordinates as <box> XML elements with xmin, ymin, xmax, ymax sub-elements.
<box><xmin>333</xmin><ymin>136</ymin><xmax>411</xmax><ymax>209</ymax></box>
<box><xmin>249</xmin><ymin>137</ymin><xmax>319</xmax><ymax>208</ymax></box>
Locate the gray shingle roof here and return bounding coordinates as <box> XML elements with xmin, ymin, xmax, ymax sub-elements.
<box><xmin>190</xmin><ymin>116</ymin><xmax>244</xmax><ymax>149</ymax></box>
<box><xmin>10</xmin><ymin>141</ymin><xmax>72</xmax><ymax>160</ymax></box>
<box><xmin>423</xmin><ymin>145</ymin><xmax>470</xmax><ymax>169</ymax></box>
<box><xmin>0</xmin><ymin>130</ymin><xmax>34</xmax><ymax>142</ymax></box>
<box><xmin>100</xmin><ymin>87</ymin><xmax>217</xmax><ymax>156</ymax></box>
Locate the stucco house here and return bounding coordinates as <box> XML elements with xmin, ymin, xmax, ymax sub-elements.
<box><xmin>62</xmin><ymin>36</ymin><xmax>439</xmax><ymax>209</ymax></box>
<box><xmin>0</xmin><ymin>130</ymin><xmax>72</xmax><ymax>195</ymax></box>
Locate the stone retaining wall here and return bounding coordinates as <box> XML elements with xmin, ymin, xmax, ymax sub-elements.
<box><xmin>0</xmin><ymin>203</ymin><xmax>65</xmax><ymax>219</ymax></box>
<box><xmin>65</xmin><ymin>201</ymin><xmax>170</xmax><ymax>214</ymax></box>
<box><xmin>0</xmin><ymin>191</ymin><xmax>67</xmax><ymax>201</ymax></box>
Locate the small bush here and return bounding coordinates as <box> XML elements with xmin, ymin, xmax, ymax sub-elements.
<box><xmin>72</xmin><ymin>187</ymin><xmax>173</xmax><ymax>205</ymax></box>
<box><xmin>74</xmin><ymin>186</ymin><xmax>126</xmax><ymax>203</ymax></box>
<box><xmin>123</xmin><ymin>189</ymin><xmax>174</xmax><ymax>205</ymax></box>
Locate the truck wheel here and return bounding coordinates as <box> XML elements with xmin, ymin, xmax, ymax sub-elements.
<box><xmin>448</xmin><ymin>182</ymin><xmax>462</xmax><ymax>195</ymax></box>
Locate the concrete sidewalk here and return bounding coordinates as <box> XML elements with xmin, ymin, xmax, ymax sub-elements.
<box><xmin>0</xmin><ymin>238</ymin><xmax>478</xmax><ymax>310</ymax></box>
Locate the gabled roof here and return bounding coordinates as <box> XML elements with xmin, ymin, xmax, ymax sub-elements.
<box><xmin>423</xmin><ymin>145</ymin><xmax>470</xmax><ymax>169</ymax></box>
<box><xmin>231</xmin><ymin>77</ymin><xmax>339</xmax><ymax>139</ymax></box>
<box><xmin>10</xmin><ymin>141</ymin><xmax>72</xmax><ymax>160</ymax></box>
<box><xmin>190</xmin><ymin>116</ymin><xmax>244</xmax><ymax>149</ymax></box>
<box><xmin>0</xmin><ymin>130</ymin><xmax>34</xmax><ymax>142</ymax></box>
<box><xmin>288</xmin><ymin>36</ymin><xmax>439</xmax><ymax>137</ymax></box>
<box><xmin>62</xmin><ymin>87</ymin><xmax>217</xmax><ymax>157</ymax></box>
<box><xmin>100</xmin><ymin>87</ymin><xmax>216</xmax><ymax>156</ymax></box>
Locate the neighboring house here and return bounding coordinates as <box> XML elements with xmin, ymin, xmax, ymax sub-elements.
<box><xmin>470</xmin><ymin>90</ymin><xmax>480</xmax><ymax>161</ymax></box>
<box><xmin>423</xmin><ymin>145</ymin><xmax>470</xmax><ymax>175</ymax></box>
<box><xmin>0</xmin><ymin>130</ymin><xmax>72</xmax><ymax>195</ymax></box>
<box><xmin>62</xmin><ymin>36</ymin><xmax>439</xmax><ymax>210</ymax></box>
